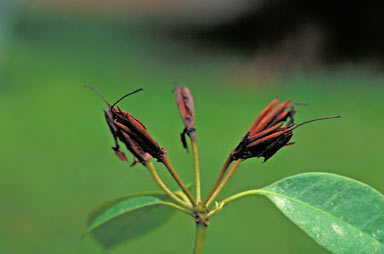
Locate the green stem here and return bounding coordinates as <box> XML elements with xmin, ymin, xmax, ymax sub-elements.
<box><xmin>204</xmin><ymin>155</ymin><xmax>232</xmax><ymax>205</ymax></box>
<box><xmin>205</xmin><ymin>159</ymin><xmax>242</xmax><ymax>207</ymax></box>
<box><xmin>207</xmin><ymin>189</ymin><xmax>265</xmax><ymax>218</ymax></box>
<box><xmin>193</xmin><ymin>222</ymin><xmax>207</xmax><ymax>254</ymax></box>
<box><xmin>163</xmin><ymin>154</ymin><xmax>196</xmax><ymax>207</ymax></box>
<box><xmin>175</xmin><ymin>190</ymin><xmax>191</xmax><ymax>203</ymax></box>
<box><xmin>162</xmin><ymin>201</ymin><xmax>194</xmax><ymax>216</ymax></box>
<box><xmin>146</xmin><ymin>158</ymin><xmax>192</xmax><ymax>208</ymax></box>
<box><xmin>191</xmin><ymin>137</ymin><xmax>201</xmax><ymax>203</ymax></box>
<box><xmin>219</xmin><ymin>189</ymin><xmax>263</xmax><ymax>206</ymax></box>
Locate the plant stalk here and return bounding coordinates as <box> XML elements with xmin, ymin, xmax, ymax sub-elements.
<box><xmin>162</xmin><ymin>201</ymin><xmax>194</xmax><ymax>216</ymax></box>
<box><xmin>207</xmin><ymin>189</ymin><xmax>265</xmax><ymax>218</ymax></box>
<box><xmin>163</xmin><ymin>154</ymin><xmax>196</xmax><ymax>207</ymax></box>
<box><xmin>219</xmin><ymin>189</ymin><xmax>264</xmax><ymax>206</ymax></box>
<box><xmin>193</xmin><ymin>221</ymin><xmax>207</xmax><ymax>254</ymax></box>
<box><xmin>204</xmin><ymin>155</ymin><xmax>232</xmax><ymax>205</ymax></box>
<box><xmin>191</xmin><ymin>137</ymin><xmax>201</xmax><ymax>203</ymax></box>
<box><xmin>146</xmin><ymin>158</ymin><xmax>192</xmax><ymax>208</ymax></box>
<box><xmin>205</xmin><ymin>159</ymin><xmax>242</xmax><ymax>207</ymax></box>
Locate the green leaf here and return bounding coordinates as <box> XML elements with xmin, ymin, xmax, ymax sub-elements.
<box><xmin>259</xmin><ymin>173</ymin><xmax>384</xmax><ymax>254</ymax></box>
<box><xmin>86</xmin><ymin>192</ymin><xmax>176</xmax><ymax>249</ymax></box>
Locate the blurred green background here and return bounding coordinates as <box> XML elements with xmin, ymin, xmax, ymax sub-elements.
<box><xmin>1</xmin><ymin>1</ymin><xmax>384</xmax><ymax>253</ymax></box>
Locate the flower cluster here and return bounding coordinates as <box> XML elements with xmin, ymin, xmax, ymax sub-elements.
<box><xmin>87</xmin><ymin>84</ymin><xmax>340</xmax><ymax>254</ymax></box>
<box><xmin>88</xmin><ymin>85</ymin><xmax>339</xmax><ymax>211</ymax></box>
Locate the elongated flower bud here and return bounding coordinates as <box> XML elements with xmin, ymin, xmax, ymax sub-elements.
<box><xmin>231</xmin><ymin>98</ymin><xmax>339</xmax><ymax>162</ymax></box>
<box><xmin>87</xmin><ymin>86</ymin><xmax>165</xmax><ymax>165</ymax></box>
<box><xmin>104</xmin><ymin>109</ymin><xmax>150</xmax><ymax>164</ymax></box>
<box><xmin>175</xmin><ymin>85</ymin><xmax>196</xmax><ymax>150</ymax></box>
<box><xmin>110</xmin><ymin>107</ymin><xmax>166</xmax><ymax>162</ymax></box>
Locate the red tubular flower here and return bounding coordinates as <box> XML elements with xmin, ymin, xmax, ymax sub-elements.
<box><xmin>104</xmin><ymin>108</ymin><xmax>150</xmax><ymax>164</ymax></box>
<box><xmin>230</xmin><ymin>98</ymin><xmax>340</xmax><ymax>163</ymax></box>
<box><xmin>87</xmin><ymin>86</ymin><xmax>165</xmax><ymax>165</ymax></box>
<box><xmin>110</xmin><ymin>106</ymin><xmax>165</xmax><ymax>162</ymax></box>
<box><xmin>175</xmin><ymin>85</ymin><xmax>196</xmax><ymax>150</ymax></box>
<box><xmin>204</xmin><ymin>97</ymin><xmax>339</xmax><ymax>206</ymax></box>
<box><xmin>230</xmin><ymin>97</ymin><xmax>296</xmax><ymax>162</ymax></box>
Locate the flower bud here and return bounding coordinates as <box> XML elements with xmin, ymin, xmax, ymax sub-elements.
<box><xmin>175</xmin><ymin>85</ymin><xmax>196</xmax><ymax>150</ymax></box>
<box><xmin>110</xmin><ymin>107</ymin><xmax>165</xmax><ymax>162</ymax></box>
<box><xmin>230</xmin><ymin>98</ymin><xmax>339</xmax><ymax>162</ymax></box>
<box><xmin>104</xmin><ymin>109</ymin><xmax>151</xmax><ymax>164</ymax></box>
<box><xmin>87</xmin><ymin>86</ymin><xmax>165</xmax><ymax>165</ymax></box>
<box><xmin>231</xmin><ymin>98</ymin><xmax>296</xmax><ymax>162</ymax></box>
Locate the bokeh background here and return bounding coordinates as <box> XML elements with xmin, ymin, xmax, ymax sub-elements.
<box><xmin>1</xmin><ymin>1</ymin><xmax>384</xmax><ymax>253</ymax></box>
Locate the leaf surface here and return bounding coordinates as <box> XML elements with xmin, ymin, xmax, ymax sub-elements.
<box><xmin>259</xmin><ymin>173</ymin><xmax>384</xmax><ymax>253</ymax></box>
<box><xmin>86</xmin><ymin>192</ymin><xmax>175</xmax><ymax>249</ymax></box>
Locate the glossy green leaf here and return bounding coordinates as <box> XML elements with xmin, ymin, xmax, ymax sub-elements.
<box><xmin>259</xmin><ymin>173</ymin><xmax>384</xmax><ymax>253</ymax></box>
<box><xmin>86</xmin><ymin>192</ymin><xmax>176</xmax><ymax>249</ymax></box>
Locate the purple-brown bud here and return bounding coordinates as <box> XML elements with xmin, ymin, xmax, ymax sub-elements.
<box><xmin>87</xmin><ymin>86</ymin><xmax>166</xmax><ymax>165</ymax></box>
<box><xmin>231</xmin><ymin>97</ymin><xmax>296</xmax><ymax>162</ymax></box>
<box><xmin>108</xmin><ymin>106</ymin><xmax>166</xmax><ymax>163</ymax></box>
<box><xmin>175</xmin><ymin>85</ymin><xmax>196</xmax><ymax>150</ymax></box>
<box><xmin>104</xmin><ymin>108</ymin><xmax>153</xmax><ymax>165</ymax></box>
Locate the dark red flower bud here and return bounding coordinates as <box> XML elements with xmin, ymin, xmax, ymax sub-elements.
<box><xmin>230</xmin><ymin>98</ymin><xmax>339</xmax><ymax>162</ymax></box>
<box><xmin>231</xmin><ymin>97</ymin><xmax>295</xmax><ymax>162</ymax></box>
<box><xmin>87</xmin><ymin>86</ymin><xmax>165</xmax><ymax>164</ymax></box>
<box><xmin>175</xmin><ymin>85</ymin><xmax>196</xmax><ymax>150</ymax></box>
<box><xmin>110</xmin><ymin>107</ymin><xmax>165</xmax><ymax>162</ymax></box>
<box><xmin>104</xmin><ymin>108</ymin><xmax>150</xmax><ymax>164</ymax></box>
